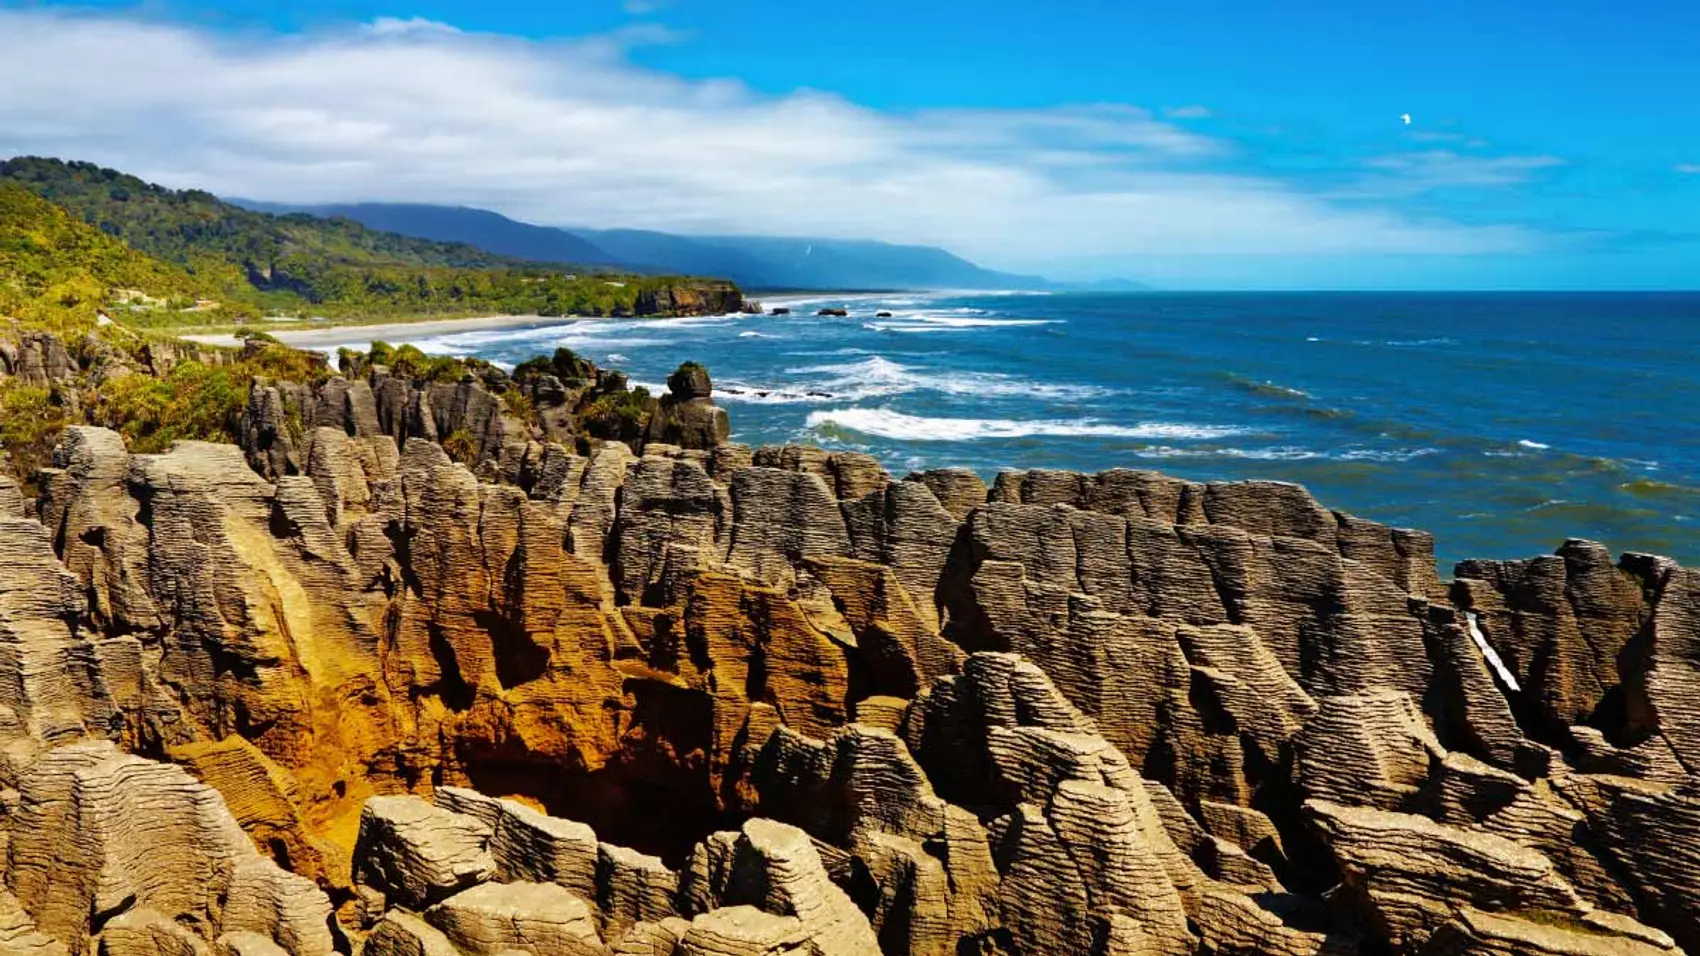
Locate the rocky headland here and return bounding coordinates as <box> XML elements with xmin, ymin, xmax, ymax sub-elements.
<box><xmin>0</xmin><ymin>326</ymin><xmax>1695</xmax><ymax>956</ymax></box>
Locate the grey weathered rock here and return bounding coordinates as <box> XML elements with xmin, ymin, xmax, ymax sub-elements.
<box><xmin>598</xmin><ymin>843</ymin><xmax>680</xmax><ymax>940</ymax></box>
<box><xmin>425</xmin><ymin>881</ymin><xmax>603</xmax><ymax>955</ymax></box>
<box><xmin>353</xmin><ymin>796</ymin><xmax>496</xmax><ymax>910</ymax></box>
<box><xmin>436</xmin><ymin>787</ymin><xmax>598</xmax><ymax>900</ymax></box>
<box><xmin>645</xmin><ymin>364</ymin><xmax>730</xmax><ymax>451</ymax></box>
<box><xmin>679</xmin><ymin>819</ymin><xmax>879</xmax><ymax>955</ymax></box>
<box><xmin>5</xmin><ymin>742</ymin><xmax>332</xmax><ymax>956</ymax></box>
<box><xmin>363</xmin><ymin>911</ymin><xmax>462</xmax><ymax>956</ymax></box>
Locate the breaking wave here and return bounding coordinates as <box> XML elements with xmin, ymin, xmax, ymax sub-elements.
<box><xmin>806</xmin><ymin>407</ymin><xmax>1245</xmax><ymax>442</ymax></box>
<box><xmin>1132</xmin><ymin>445</ymin><xmax>1440</xmax><ymax>462</ymax></box>
<box><xmin>717</xmin><ymin>356</ymin><xmax>1112</xmax><ymax>404</ymax></box>
<box><xmin>864</xmin><ymin>316</ymin><xmax>1057</xmax><ymax>333</ymax></box>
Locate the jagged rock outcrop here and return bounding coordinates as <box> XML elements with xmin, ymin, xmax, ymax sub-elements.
<box><xmin>3</xmin><ymin>740</ymin><xmax>333</xmax><ymax>956</ymax></box>
<box><xmin>424</xmin><ymin>881</ymin><xmax>603</xmax><ymax>955</ymax></box>
<box><xmin>644</xmin><ymin>364</ymin><xmax>731</xmax><ymax>451</ymax></box>
<box><xmin>634</xmin><ymin>283</ymin><xmax>743</xmax><ymax>318</ymax></box>
<box><xmin>679</xmin><ymin>818</ymin><xmax>880</xmax><ymax>955</ymax></box>
<box><xmin>354</xmin><ymin>795</ymin><xmax>497</xmax><ymax>909</ymax></box>
<box><xmin>1306</xmin><ymin>799</ymin><xmax>1675</xmax><ymax>955</ymax></box>
<box><xmin>1</xmin><ymin>332</ymin><xmax>76</xmax><ymax>386</ymax></box>
<box><xmin>0</xmin><ymin>393</ymin><xmax>1694</xmax><ymax>956</ymax></box>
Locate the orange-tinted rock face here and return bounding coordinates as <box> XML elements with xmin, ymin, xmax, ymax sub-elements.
<box><xmin>0</xmin><ymin>408</ymin><xmax>1698</xmax><ymax>955</ymax></box>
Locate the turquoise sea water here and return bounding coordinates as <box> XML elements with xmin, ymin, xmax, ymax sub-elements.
<box><xmin>351</xmin><ymin>291</ymin><xmax>1700</xmax><ymax>568</ymax></box>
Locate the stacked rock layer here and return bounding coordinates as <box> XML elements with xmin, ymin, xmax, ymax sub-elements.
<box><xmin>0</xmin><ymin>366</ymin><xmax>1695</xmax><ymax>956</ymax></box>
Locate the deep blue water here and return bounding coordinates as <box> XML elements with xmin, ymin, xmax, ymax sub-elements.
<box><xmin>338</xmin><ymin>291</ymin><xmax>1700</xmax><ymax>568</ymax></box>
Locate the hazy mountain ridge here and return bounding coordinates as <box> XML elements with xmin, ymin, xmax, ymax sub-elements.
<box><xmin>237</xmin><ymin>199</ymin><xmax>1110</xmax><ymax>291</ymax></box>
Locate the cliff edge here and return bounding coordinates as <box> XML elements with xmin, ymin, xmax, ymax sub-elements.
<box><xmin>0</xmin><ymin>333</ymin><xmax>1695</xmax><ymax>956</ymax></box>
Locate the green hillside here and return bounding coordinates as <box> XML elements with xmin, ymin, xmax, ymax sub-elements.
<box><xmin>0</xmin><ymin>157</ymin><xmax>737</xmax><ymax>321</ymax></box>
<box><xmin>0</xmin><ymin>181</ymin><xmax>235</xmax><ymax>332</ymax></box>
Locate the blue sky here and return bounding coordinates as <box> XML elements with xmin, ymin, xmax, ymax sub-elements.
<box><xmin>1</xmin><ymin>0</ymin><xmax>1697</xmax><ymax>288</ymax></box>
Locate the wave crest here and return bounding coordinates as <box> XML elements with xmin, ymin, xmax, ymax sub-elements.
<box><xmin>805</xmin><ymin>407</ymin><xmax>1245</xmax><ymax>442</ymax></box>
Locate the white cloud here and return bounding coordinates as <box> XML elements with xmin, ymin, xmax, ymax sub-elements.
<box><xmin>1164</xmin><ymin>105</ymin><xmax>1211</xmax><ymax>119</ymax></box>
<box><xmin>623</xmin><ymin>0</ymin><xmax>669</xmax><ymax>13</ymax></box>
<box><xmin>0</xmin><ymin>10</ymin><xmax>1534</xmax><ymax>272</ymax></box>
<box><xmin>1677</xmin><ymin>163</ymin><xmax>1700</xmax><ymax>175</ymax></box>
<box><xmin>364</xmin><ymin>17</ymin><xmax>463</xmax><ymax>37</ymax></box>
<box><xmin>1407</xmin><ymin>130</ymin><xmax>1467</xmax><ymax>144</ymax></box>
<box><xmin>1355</xmin><ymin>150</ymin><xmax>1565</xmax><ymax>195</ymax></box>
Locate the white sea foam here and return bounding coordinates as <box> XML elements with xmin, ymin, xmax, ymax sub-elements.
<box><xmin>738</xmin><ymin>330</ymin><xmax>769</xmax><ymax>338</ymax></box>
<box><xmin>1517</xmin><ymin>439</ymin><xmax>1551</xmax><ymax>450</ymax></box>
<box><xmin>759</xmin><ymin>292</ymin><xmax>939</xmax><ymax>311</ymax></box>
<box><xmin>806</xmin><ymin>407</ymin><xmax>1243</xmax><ymax>442</ymax></box>
<box><xmin>1133</xmin><ymin>445</ymin><xmax>1438</xmax><ymax>462</ymax></box>
<box><xmin>729</xmin><ymin>355</ymin><xmax>1113</xmax><ymax>403</ymax></box>
<box><xmin>865</xmin><ymin>317</ymin><xmax>1056</xmax><ymax>333</ymax></box>
<box><xmin>605</xmin><ymin>353</ymin><xmax>629</xmax><ymax>363</ymax></box>
<box><xmin>379</xmin><ymin>312</ymin><xmax>748</xmax><ymax>357</ymax></box>
<box><xmin>1367</xmin><ymin>337</ymin><xmax>1460</xmax><ymax>348</ymax></box>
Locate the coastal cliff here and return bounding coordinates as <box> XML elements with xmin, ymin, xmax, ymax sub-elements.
<box><xmin>0</xmin><ymin>332</ymin><xmax>1696</xmax><ymax>956</ymax></box>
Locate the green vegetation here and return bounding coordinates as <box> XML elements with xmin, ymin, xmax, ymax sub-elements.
<box><xmin>580</xmin><ymin>386</ymin><xmax>653</xmax><ymax>442</ymax></box>
<box><xmin>0</xmin><ymin>182</ymin><xmax>240</xmax><ymax>334</ymax></box>
<box><xmin>0</xmin><ymin>383</ymin><xmax>70</xmax><ymax>484</ymax></box>
<box><xmin>1</xmin><ymin>157</ymin><xmax>738</xmax><ymax>325</ymax></box>
<box><xmin>0</xmin><ymin>335</ymin><xmax>332</xmax><ymax>489</ymax></box>
<box><xmin>442</xmin><ymin>429</ymin><xmax>479</xmax><ymax>466</ymax></box>
<box><xmin>93</xmin><ymin>361</ymin><xmax>251</xmax><ymax>452</ymax></box>
<box><xmin>513</xmin><ymin>346</ymin><xmax>597</xmax><ymax>387</ymax></box>
<box><xmin>96</xmin><ymin>340</ymin><xmax>328</xmax><ymax>452</ymax></box>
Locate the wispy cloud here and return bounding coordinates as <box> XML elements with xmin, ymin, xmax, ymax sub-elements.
<box><xmin>1354</xmin><ymin>150</ymin><xmax>1565</xmax><ymax>195</ymax></box>
<box><xmin>365</xmin><ymin>17</ymin><xmax>464</xmax><ymax>37</ymax></box>
<box><xmin>1677</xmin><ymin>163</ymin><xmax>1700</xmax><ymax>175</ymax></box>
<box><xmin>623</xmin><ymin>0</ymin><xmax>669</xmax><ymax>13</ymax></box>
<box><xmin>1408</xmin><ymin>130</ymin><xmax>1467</xmax><ymax>144</ymax></box>
<box><xmin>1164</xmin><ymin>105</ymin><xmax>1211</xmax><ymax>119</ymax></box>
<box><xmin>0</xmin><ymin>10</ymin><xmax>1535</xmax><ymax>270</ymax></box>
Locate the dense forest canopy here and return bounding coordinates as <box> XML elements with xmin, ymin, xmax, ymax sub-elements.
<box><xmin>0</xmin><ymin>157</ymin><xmax>738</xmax><ymax>325</ymax></box>
<box><xmin>0</xmin><ymin>181</ymin><xmax>232</xmax><ymax>331</ymax></box>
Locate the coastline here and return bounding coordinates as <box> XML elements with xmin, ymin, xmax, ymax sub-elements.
<box><xmin>181</xmin><ymin>290</ymin><xmax>911</xmax><ymax>350</ymax></box>
<box><xmin>183</xmin><ymin>313</ymin><xmax>587</xmax><ymax>350</ymax></box>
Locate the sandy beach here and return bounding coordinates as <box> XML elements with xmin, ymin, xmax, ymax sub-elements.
<box><xmin>184</xmin><ymin>313</ymin><xmax>578</xmax><ymax>350</ymax></box>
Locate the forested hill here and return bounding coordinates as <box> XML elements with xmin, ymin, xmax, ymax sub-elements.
<box><xmin>0</xmin><ymin>157</ymin><xmax>741</xmax><ymax>322</ymax></box>
<box><xmin>0</xmin><ymin>181</ymin><xmax>223</xmax><ymax>329</ymax></box>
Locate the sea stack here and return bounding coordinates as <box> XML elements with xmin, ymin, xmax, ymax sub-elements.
<box><xmin>643</xmin><ymin>360</ymin><xmax>732</xmax><ymax>449</ymax></box>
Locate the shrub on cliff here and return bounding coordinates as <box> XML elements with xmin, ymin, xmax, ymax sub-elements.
<box><xmin>442</xmin><ymin>428</ymin><xmax>479</xmax><ymax>466</ymax></box>
<box><xmin>0</xmin><ymin>383</ymin><xmax>69</xmax><ymax>487</ymax></box>
<box><xmin>95</xmin><ymin>361</ymin><xmax>248</xmax><ymax>452</ymax></box>
<box><xmin>580</xmin><ymin>386</ymin><xmax>653</xmax><ymax>443</ymax></box>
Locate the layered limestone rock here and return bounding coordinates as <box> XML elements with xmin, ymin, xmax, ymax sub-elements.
<box><xmin>678</xmin><ymin>818</ymin><xmax>880</xmax><ymax>955</ymax></box>
<box><xmin>0</xmin><ymin>332</ymin><xmax>76</xmax><ymax>386</ymax></box>
<box><xmin>0</xmin><ymin>410</ymin><xmax>1694</xmax><ymax>956</ymax></box>
<box><xmin>3</xmin><ymin>740</ymin><xmax>333</xmax><ymax>956</ymax></box>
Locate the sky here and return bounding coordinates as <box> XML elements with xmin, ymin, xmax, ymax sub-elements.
<box><xmin>0</xmin><ymin>0</ymin><xmax>1696</xmax><ymax>289</ymax></box>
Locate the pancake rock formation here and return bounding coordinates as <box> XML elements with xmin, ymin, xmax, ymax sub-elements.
<box><xmin>0</xmin><ymin>351</ymin><xmax>1696</xmax><ymax>955</ymax></box>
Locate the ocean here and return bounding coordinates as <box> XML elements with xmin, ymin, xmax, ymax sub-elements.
<box><xmin>343</xmin><ymin>291</ymin><xmax>1700</xmax><ymax>568</ymax></box>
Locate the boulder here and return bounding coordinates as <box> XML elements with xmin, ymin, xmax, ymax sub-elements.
<box><xmin>425</xmin><ymin>882</ymin><xmax>603</xmax><ymax>955</ymax></box>
<box><xmin>353</xmin><ymin>796</ymin><xmax>496</xmax><ymax>909</ymax></box>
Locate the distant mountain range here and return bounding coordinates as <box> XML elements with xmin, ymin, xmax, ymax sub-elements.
<box><xmin>235</xmin><ymin>200</ymin><xmax>1141</xmax><ymax>292</ymax></box>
